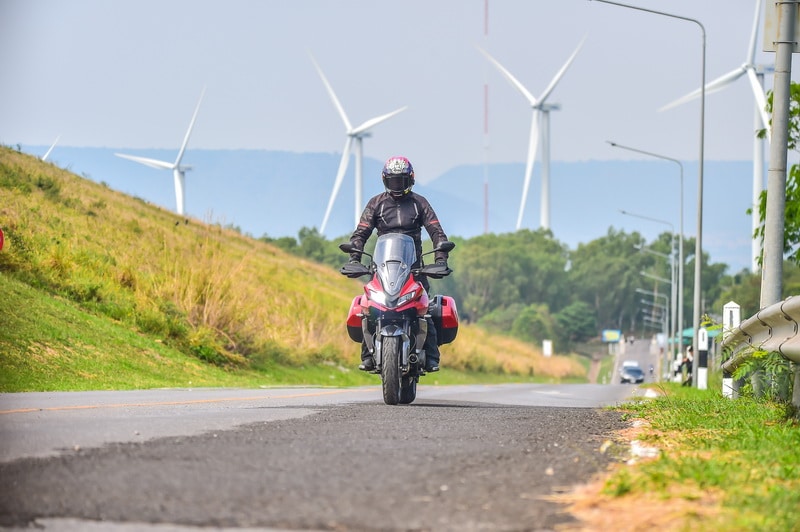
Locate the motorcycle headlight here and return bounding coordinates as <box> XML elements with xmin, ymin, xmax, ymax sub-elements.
<box><xmin>368</xmin><ymin>289</ymin><xmax>416</xmax><ymax>309</ymax></box>
<box><xmin>369</xmin><ymin>289</ymin><xmax>388</xmax><ymax>307</ymax></box>
<box><xmin>396</xmin><ymin>290</ymin><xmax>416</xmax><ymax>307</ymax></box>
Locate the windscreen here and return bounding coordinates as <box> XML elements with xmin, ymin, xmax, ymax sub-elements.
<box><xmin>373</xmin><ymin>233</ymin><xmax>417</xmax><ymax>298</ymax></box>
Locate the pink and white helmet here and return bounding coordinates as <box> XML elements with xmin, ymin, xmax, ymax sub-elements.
<box><xmin>381</xmin><ymin>156</ymin><xmax>415</xmax><ymax>198</ymax></box>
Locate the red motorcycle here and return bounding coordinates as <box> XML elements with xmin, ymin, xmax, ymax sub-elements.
<box><xmin>340</xmin><ymin>234</ymin><xmax>458</xmax><ymax>405</ymax></box>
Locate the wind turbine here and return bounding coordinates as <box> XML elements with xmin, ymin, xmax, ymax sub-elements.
<box><xmin>310</xmin><ymin>54</ymin><xmax>407</xmax><ymax>235</ymax></box>
<box><xmin>41</xmin><ymin>135</ymin><xmax>60</xmax><ymax>161</ymax></box>
<box><xmin>115</xmin><ymin>88</ymin><xmax>205</xmax><ymax>216</ymax></box>
<box><xmin>659</xmin><ymin>0</ymin><xmax>771</xmax><ymax>272</ymax></box>
<box><xmin>478</xmin><ymin>37</ymin><xmax>585</xmax><ymax>231</ymax></box>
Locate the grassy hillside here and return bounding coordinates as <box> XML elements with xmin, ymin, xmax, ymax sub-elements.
<box><xmin>0</xmin><ymin>146</ymin><xmax>586</xmax><ymax>391</ymax></box>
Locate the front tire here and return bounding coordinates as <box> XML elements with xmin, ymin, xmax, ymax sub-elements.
<box><xmin>381</xmin><ymin>336</ymin><xmax>401</xmax><ymax>405</ymax></box>
<box><xmin>399</xmin><ymin>376</ymin><xmax>417</xmax><ymax>404</ymax></box>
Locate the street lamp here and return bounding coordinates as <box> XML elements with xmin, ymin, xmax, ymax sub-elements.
<box><xmin>639</xmin><ymin>269</ymin><xmax>675</xmax><ymax>355</ymax></box>
<box><xmin>636</xmin><ymin>287</ymin><xmax>671</xmax><ymax>380</ymax></box>
<box><xmin>622</xmin><ymin>209</ymin><xmax>678</xmax><ymax>362</ymax></box>
<box><xmin>593</xmin><ymin>0</ymin><xmax>705</xmax><ymax>387</ymax></box>
<box><xmin>607</xmin><ymin>140</ymin><xmax>684</xmax><ymax>355</ymax></box>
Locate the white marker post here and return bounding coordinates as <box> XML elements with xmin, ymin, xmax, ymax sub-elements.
<box><xmin>722</xmin><ymin>301</ymin><xmax>741</xmax><ymax>398</ymax></box>
<box><xmin>697</xmin><ymin>327</ymin><xmax>709</xmax><ymax>390</ymax></box>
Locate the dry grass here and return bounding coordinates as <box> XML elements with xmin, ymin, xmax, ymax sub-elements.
<box><xmin>0</xmin><ymin>146</ymin><xmax>586</xmax><ymax>380</ymax></box>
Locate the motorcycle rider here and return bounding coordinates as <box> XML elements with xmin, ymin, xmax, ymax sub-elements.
<box><xmin>347</xmin><ymin>156</ymin><xmax>450</xmax><ymax>373</ymax></box>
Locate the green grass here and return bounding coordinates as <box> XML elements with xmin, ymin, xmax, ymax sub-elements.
<box><xmin>0</xmin><ymin>146</ymin><xmax>589</xmax><ymax>390</ymax></box>
<box><xmin>603</xmin><ymin>384</ymin><xmax>800</xmax><ymax>530</ymax></box>
<box><xmin>1</xmin><ymin>272</ymin><xmax>554</xmax><ymax>391</ymax></box>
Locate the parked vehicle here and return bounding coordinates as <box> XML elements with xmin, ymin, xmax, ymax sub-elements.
<box><xmin>339</xmin><ymin>234</ymin><xmax>458</xmax><ymax>405</ymax></box>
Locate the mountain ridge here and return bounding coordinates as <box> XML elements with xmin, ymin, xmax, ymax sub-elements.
<box><xmin>26</xmin><ymin>145</ymin><xmax>756</xmax><ymax>272</ymax></box>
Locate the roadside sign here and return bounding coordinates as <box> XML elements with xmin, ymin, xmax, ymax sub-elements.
<box><xmin>601</xmin><ymin>329</ymin><xmax>621</xmax><ymax>343</ymax></box>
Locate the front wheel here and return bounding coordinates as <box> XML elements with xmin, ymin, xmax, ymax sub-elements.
<box><xmin>399</xmin><ymin>376</ymin><xmax>417</xmax><ymax>404</ymax></box>
<box><xmin>381</xmin><ymin>336</ymin><xmax>401</xmax><ymax>405</ymax></box>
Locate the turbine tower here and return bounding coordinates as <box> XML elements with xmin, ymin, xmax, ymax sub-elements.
<box><xmin>115</xmin><ymin>88</ymin><xmax>206</xmax><ymax>216</ymax></box>
<box><xmin>660</xmin><ymin>0</ymin><xmax>771</xmax><ymax>272</ymax></box>
<box><xmin>41</xmin><ymin>135</ymin><xmax>60</xmax><ymax>161</ymax></box>
<box><xmin>479</xmin><ymin>37</ymin><xmax>585</xmax><ymax>231</ymax></box>
<box><xmin>310</xmin><ymin>54</ymin><xmax>407</xmax><ymax>235</ymax></box>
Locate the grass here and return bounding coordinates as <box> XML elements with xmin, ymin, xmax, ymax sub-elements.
<box><xmin>563</xmin><ymin>384</ymin><xmax>800</xmax><ymax>531</ymax></box>
<box><xmin>0</xmin><ymin>146</ymin><xmax>587</xmax><ymax>391</ymax></box>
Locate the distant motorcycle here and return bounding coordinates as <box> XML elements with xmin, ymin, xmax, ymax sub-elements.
<box><xmin>339</xmin><ymin>234</ymin><xmax>458</xmax><ymax>405</ymax></box>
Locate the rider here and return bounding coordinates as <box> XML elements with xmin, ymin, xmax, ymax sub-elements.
<box><xmin>347</xmin><ymin>156</ymin><xmax>450</xmax><ymax>373</ymax></box>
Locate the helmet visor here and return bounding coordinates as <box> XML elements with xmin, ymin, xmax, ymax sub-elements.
<box><xmin>384</xmin><ymin>174</ymin><xmax>410</xmax><ymax>192</ymax></box>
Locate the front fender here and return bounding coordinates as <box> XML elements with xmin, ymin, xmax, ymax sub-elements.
<box><xmin>375</xmin><ymin>324</ymin><xmax>411</xmax><ymax>369</ymax></box>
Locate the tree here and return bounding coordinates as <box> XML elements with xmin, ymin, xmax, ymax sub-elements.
<box><xmin>554</xmin><ymin>301</ymin><xmax>597</xmax><ymax>346</ymax></box>
<box><xmin>510</xmin><ymin>303</ymin><xmax>555</xmax><ymax>345</ymax></box>
<box><xmin>446</xmin><ymin>229</ymin><xmax>569</xmax><ymax>322</ymax></box>
<box><xmin>567</xmin><ymin>228</ymin><xmax>651</xmax><ymax>332</ymax></box>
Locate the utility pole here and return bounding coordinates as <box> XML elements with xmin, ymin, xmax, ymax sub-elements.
<box><xmin>762</xmin><ymin>0</ymin><xmax>799</xmax><ymax>406</ymax></box>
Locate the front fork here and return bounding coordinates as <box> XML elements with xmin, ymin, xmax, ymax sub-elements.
<box><xmin>368</xmin><ymin>317</ymin><xmax>427</xmax><ymax>372</ymax></box>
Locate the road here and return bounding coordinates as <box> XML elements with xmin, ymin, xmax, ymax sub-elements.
<box><xmin>0</xmin><ymin>383</ymin><xmax>643</xmax><ymax>531</ymax></box>
<box><xmin>615</xmin><ymin>335</ymin><xmax>666</xmax><ymax>383</ymax></box>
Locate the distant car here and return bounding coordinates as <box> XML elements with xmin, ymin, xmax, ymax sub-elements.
<box><xmin>620</xmin><ymin>365</ymin><xmax>645</xmax><ymax>384</ymax></box>
<box><xmin>621</xmin><ymin>360</ymin><xmax>640</xmax><ymax>369</ymax></box>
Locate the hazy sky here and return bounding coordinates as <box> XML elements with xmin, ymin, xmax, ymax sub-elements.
<box><xmin>2</xmin><ymin>0</ymin><xmax>797</xmax><ymax>182</ymax></box>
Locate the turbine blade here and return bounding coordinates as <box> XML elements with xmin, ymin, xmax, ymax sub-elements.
<box><xmin>351</xmin><ymin>106</ymin><xmax>408</xmax><ymax>135</ymax></box>
<box><xmin>320</xmin><ymin>137</ymin><xmax>353</xmax><ymax>235</ymax></box>
<box><xmin>173</xmin><ymin>168</ymin><xmax>185</xmax><ymax>215</ymax></box>
<box><xmin>41</xmin><ymin>134</ymin><xmax>60</xmax><ymax>161</ymax></box>
<box><xmin>746</xmin><ymin>0</ymin><xmax>763</xmax><ymax>65</ymax></box>
<box><xmin>116</xmin><ymin>152</ymin><xmax>175</xmax><ymax>171</ymax></box>
<box><xmin>537</xmin><ymin>35</ymin><xmax>586</xmax><ymax>104</ymax></box>
<box><xmin>746</xmin><ymin>67</ymin><xmax>771</xmax><ymax>138</ymax></box>
<box><xmin>477</xmin><ymin>46</ymin><xmax>537</xmax><ymax>105</ymax></box>
<box><xmin>659</xmin><ymin>67</ymin><xmax>745</xmax><ymax>111</ymax></box>
<box><xmin>174</xmin><ymin>87</ymin><xmax>205</xmax><ymax>166</ymax></box>
<box><xmin>309</xmin><ymin>52</ymin><xmax>353</xmax><ymax>132</ymax></box>
<box><xmin>516</xmin><ymin>112</ymin><xmax>540</xmax><ymax>230</ymax></box>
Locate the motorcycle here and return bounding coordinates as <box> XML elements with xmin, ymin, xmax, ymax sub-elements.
<box><xmin>339</xmin><ymin>234</ymin><xmax>458</xmax><ymax>405</ymax></box>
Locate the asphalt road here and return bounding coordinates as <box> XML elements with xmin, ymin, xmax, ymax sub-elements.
<box><xmin>0</xmin><ymin>383</ymin><xmax>642</xmax><ymax>531</ymax></box>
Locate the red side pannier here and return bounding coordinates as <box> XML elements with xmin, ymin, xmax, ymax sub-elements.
<box><xmin>346</xmin><ymin>295</ymin><xmax>365</xmax><ymax>342</ymax></box>
<box><xmin>429</xmin><ymin>295</ymin><xmax>458</xmax><ymax>345</ymax></box>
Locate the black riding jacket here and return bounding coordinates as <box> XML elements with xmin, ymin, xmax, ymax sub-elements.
<box><xmin>349</xmin><ymin>191</ymin><xmax>449</xmax><ymax>264</ymax></box>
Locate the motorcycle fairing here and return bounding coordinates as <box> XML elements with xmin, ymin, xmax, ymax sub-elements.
<box><xmin>373</xmin><ymin>233</ymin><xmax>417</xmax><ymax>298</ymax></box>
<box><xmin>364</xmin><ymin>275</ymin><xmax>428</xmax><ymax>312</ymax></box>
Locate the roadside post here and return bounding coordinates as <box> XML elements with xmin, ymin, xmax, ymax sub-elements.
<box><xmin>542</xmin><ymin>340</ymin><xmax>553</xmax><ymax>357</ymax></box>
<box><xmin>697</xmin><ymin>327</ymin><xmax>708</xmax><ymax>389</ymax></box>
<box><xmin>722</xmin><ymin>301</ymin><xmax>741</xmax><ymax>399</ymax></box>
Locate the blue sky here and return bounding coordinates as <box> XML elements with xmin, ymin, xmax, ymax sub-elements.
<box><xmin>2</xmin><ymin>0</ymin><xmax>798</xmax><ymax>274</ymax></box>
<box><xmin>2</xmin><ymin>0</ymin><xmax>796</xmax><ymax>176</ymax></box>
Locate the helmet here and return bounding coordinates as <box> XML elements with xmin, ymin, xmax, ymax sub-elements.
<box><xmin>381</xmin><ymin>156</ymin><xmax>415</xmax><ymax>198</ymax></box>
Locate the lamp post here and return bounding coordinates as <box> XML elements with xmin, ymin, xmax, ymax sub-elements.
<box><xmin>593</xmin><ymin>0</ymin><xmax>705</xmax><ymax>387</ymax></box>
<box><xmin>621</xmin><ymin>209</ymin><xmax>678</xmax><ymax>363</ymax></box>
<box><xmin>607</xmin><ymin>140</ymin><xmax>684</xmax><ymax>356</ymax></box>
<box><xmin>636</xmin><ymin>287</ymin><xmax>670</xmax><ymax>380</ymax></box>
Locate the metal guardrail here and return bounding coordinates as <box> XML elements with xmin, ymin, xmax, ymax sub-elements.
<box><xmin>720</xmin><ymin>295</ymin><xmax>800</xmax><ymax>374</ymax></box>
